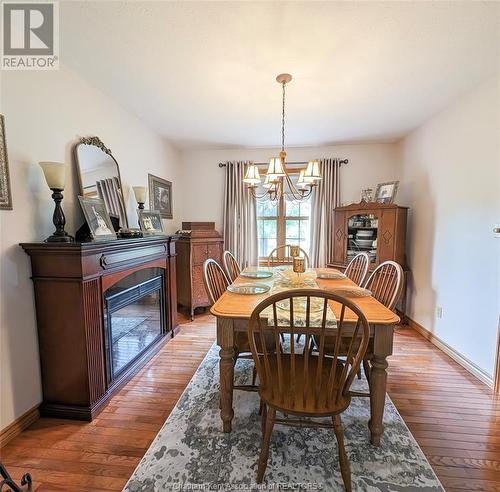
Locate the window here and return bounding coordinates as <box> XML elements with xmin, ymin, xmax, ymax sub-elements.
<box><xmin>256</xmin><ymin>182</ymin><xmax>312</xmax><ymax>261</ymax></box>
<box><xmin>284</xmin><ymin>195</ymin><xmax>311</xmax><ymax>254</ymax></box>
<box><xmin>256</xmin><ymin>200</ymin><xmax>278</xmax><ymax>258</ymax></box>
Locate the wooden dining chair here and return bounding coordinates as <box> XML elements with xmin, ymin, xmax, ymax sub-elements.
<box><xmin>364</xmin><ymin>260</ymin><xmax>404</xmax><ymax>311</ymax></box>
<box><xmin>223</xmin><ymin>250</ymin><xmax>241</xmax><ymax>283</ymax></box>
<box><xmin>248</xmin><ymin>289</ymin><xmax>370</xmax><ymax>490</ymax></box>
<box><xmin>344</xmin><ymin>252</ymin><xmax>370</xmax><ymax>286</ymax></box>
<box><xmin>203</xmin><ymin>258</ymin><xmax>258</xmax><ymax>392</ymax></box>
<box><xmin>203</xmin><ymin>258</ymin><xmax>230</xmax><ymax>305</ymax></box>
<box><xmin>360</xmin><ymin>260</ymin><xmax>404</xmax><ymax>384</ymax></box>
<box><xmin>267</xmin><ymin>245</ymin><xmax>310</xmax><ymax>268</ymax></box>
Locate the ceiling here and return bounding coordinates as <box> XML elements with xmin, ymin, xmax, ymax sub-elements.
<box><xmin>61</xmin><ymin>1</ymin><xmax>500</xmax><ymax>149</ymax></box>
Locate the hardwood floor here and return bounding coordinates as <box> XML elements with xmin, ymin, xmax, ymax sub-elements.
<box><xmin>1</xmin><ymin>315</ymin><xmax>499</xmax><ymax>491</ymax></box>
<box><xmin>388</xmin><ymin>327</ymin><xmax>500</xmax><ymax>492</ymax></box>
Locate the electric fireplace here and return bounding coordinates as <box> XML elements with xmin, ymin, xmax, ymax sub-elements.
<box><xmin>104</xmin><ymin>267</ymin><xmax>166</xmax><ymax>383</ymax></box>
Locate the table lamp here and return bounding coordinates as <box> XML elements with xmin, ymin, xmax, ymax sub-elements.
<box><xmin>39</xmin><ymin>162</ymin><xmax>74</xmax><ymax>243</ymax></box>
<box><xmin>133</xmin><ymin>186</ymin><xmax>147</xmax><ymax>210</ymax></box>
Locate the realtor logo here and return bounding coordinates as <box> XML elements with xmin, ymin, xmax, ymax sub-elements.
<box><xmin>2</xmin><ymin>2</ymin><xmax>59</xmax><ymax>70</ymax></box>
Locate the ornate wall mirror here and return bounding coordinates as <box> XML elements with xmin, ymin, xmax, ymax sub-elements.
<box><xmin>74</xmin><ymin>136</ymin><xmax>128</xmax><ymax>228</ymax></box>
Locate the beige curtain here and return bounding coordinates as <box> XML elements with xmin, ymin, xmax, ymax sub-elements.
<box><xmin>309</xmin><ymin>159</ymin><xmax>341</xmax><ymax>267</ymax></box>
<box><xmin>222</xmin><ymin>161</ymin><xmax>258</xmax><ymax>268</ymax></box>
<box><xmin>96</xmin><ymin>177</ymin><xmax>128</xmax><ymax>228</ymax></box>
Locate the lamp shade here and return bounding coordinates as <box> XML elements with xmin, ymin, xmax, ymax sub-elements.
<box><xmin>39</xmin><ymin>161</ymin><xmax>66</xmax><ymax>190</ymax></box>
<box><xmin>304</xmin><ymin>160</ymin><xmax>322</xmax><ymax>181</ymax></box>
<box><xmin>266</xmin><ymin>157</ymin><xmax>285</xmax><ymax>178</ymax></box>
<box><xmin>243</xmin><ymin>164</ymin><xmax>261</xmax><ymax>185</ymax></box>
<box><xmin>297</xmin><ymin>169</ymin><xmax>314</xmax><ymax>189</ymax></box>
<box><xmin>132</xmin><ymin>186</ymin><xmax>147</xmax><ymax>203</ymax></box>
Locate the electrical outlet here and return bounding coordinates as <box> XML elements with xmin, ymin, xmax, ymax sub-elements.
<box><xmin>436</xmin><ymin>306</ymin><xmax>443</xmax><ymax>319</ymax></box>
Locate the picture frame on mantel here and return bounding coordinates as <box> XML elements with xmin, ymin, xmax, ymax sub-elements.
<box><xmin>138</xmin><ymin>209</ymin><xmax>165</xmax><ymax>236</ymax></box>
<box><xmin>0</xmin><ymin>115</ymin><xmax>13</xmax><ymax>210</ymax></box>
<box><xmin>148</xmin><ymin>173</ymin><xmax>173</xmax><ymax>219</ymax></box>
<box><xmin>78</xmin><ymin>196</ymin><xmax>117</xmax><ymax>241</ymax></box>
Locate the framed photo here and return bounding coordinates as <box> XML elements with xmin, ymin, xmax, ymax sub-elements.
<box><xmin>78</xmin><ymin>196</ymin><xmax>117</xmax><ymax>241</ymax></box>
<box><xmin>375</xmin><ymin>181</ymin><xmax>399</xmax><ymax>204</ymax></box>
<box><xmin>148</xmin><ymin>174</ymin><xmax>172</xmax><ymax>219</ymax></box>
<box><xmin>138</xmin><ymin>209</ymin><xmax>165</xmax><ymax>236</ymax></box>
<box><xmin>0</xmin><ymin>114</ymin><xmax>13</xmax><ymax>210</ymax></box>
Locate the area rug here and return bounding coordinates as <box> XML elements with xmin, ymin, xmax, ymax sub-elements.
<box><xmin>124</xmin><ymin>343</ymin><xmax>443</xmax><ymax>491</ymax></box>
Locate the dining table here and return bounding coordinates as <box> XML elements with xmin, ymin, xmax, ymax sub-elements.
<box><xmin>210</xmin><ymin>266</ymin><xmax>400</xmax><ymax>447</ymax></box>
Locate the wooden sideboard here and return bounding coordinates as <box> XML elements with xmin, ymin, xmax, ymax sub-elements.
<box><xmin>21</xmin><ymin>236</ymin><xmax>178</xmax><ymax>421</ymax></box>
<box><xmin>176</xmin><ymin>222</ymin><xmax>223</xmax><ymax>319</ymax></box>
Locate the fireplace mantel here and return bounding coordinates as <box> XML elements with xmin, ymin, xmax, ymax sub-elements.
<box><xmin>21</xmin><ymin>236</ymin><xmax>179</xmax><ymax>420</ymax></box>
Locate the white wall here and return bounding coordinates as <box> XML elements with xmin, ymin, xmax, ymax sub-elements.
<box><xmin>179</xmin><ymin>143</ymin><xmax>400</xmax><ymax>231</ymax></box>
<box><xmin>0</xmin><ymin>65</ymin><xmax>182</xmax><ymax>429</ymax></box>
<box><xmin>397</xmin><ymin>75</ymin><xmax>500</xmax><ymax>378</ymax></box>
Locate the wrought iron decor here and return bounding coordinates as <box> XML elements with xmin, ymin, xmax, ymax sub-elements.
<box><xmin>0</xmin><ymin>115</ymin><xmax>13</xmax><ymax>210</ymax></box>
<box><xmin>0</xmin><ymin>463</ymin><xmax>32</xmax><ymax>492</ymax></box>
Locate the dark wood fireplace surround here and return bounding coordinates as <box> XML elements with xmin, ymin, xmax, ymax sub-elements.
<box><xmin>21</xmin><ymin>236</ymin><xmax>179</xmax><ymax>421</ymax></box>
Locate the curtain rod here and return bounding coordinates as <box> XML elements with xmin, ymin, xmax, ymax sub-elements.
<box><xmin>218</xmin><ymin>159</ymin><xmax>348</xmax><ymax>167</ymax></box>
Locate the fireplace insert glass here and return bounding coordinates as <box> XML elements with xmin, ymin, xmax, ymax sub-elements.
<box><xmin>103</xmin><ymin>267</ymin><xmax>166</xmax><ymax>382</ymax></box>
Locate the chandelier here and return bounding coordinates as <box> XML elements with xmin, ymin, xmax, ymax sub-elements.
<box><xmin>243</xmin><ymin>73</ymin><xmax>322</xmax><ymax>202</ymax></box>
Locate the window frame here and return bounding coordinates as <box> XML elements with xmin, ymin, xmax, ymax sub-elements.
<box><xmin>255</xmin><ymin>167</ymin><xmax>312</xmax><ymax>264</ymax></box>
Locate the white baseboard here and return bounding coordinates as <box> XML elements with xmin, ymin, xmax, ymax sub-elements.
<box><xmin>408</xmin><ymin>318</ymin><xmax>493</xmax><ymax>388</ymax></box>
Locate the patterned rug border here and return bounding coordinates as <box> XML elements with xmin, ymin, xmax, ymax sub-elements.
<box><xmin>124</xmin><ymin>341</ymin><xmax>444</xmax><ymax>491</ymax></box>
<box><xmin>382</xmin><ymin>386</ymin><xmax>444</xmax><ymax>490</ymax></box>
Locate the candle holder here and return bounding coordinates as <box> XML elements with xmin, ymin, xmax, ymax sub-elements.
<box><xmin>290</xmin><ymin>245</ymin><xmax>300</xmax><ymax>258</ymax></box>
<box><xmin>39</xmin><ymin>162</ymin><xmax>74</xmax><ymax>243</ymax></box>
<box><xmin>293</xmin><ymin>257</ymin><xmax>306</xmax><ymax>285</ymax></box>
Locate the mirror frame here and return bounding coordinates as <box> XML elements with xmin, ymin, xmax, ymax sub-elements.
<box><xmin>74</xmin><ymin>136</ymin><xmax>129</xmax><ymax>228</ymax></box>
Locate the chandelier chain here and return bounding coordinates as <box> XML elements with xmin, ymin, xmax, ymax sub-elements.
<box><xmin>244</xmin><ymin>73</ymin><xmax>320</xmax><ymax>203</ymax></box>
<box><xmin>281</xmin><ymin>81</ymin><xmax>285</xmax><ymax>151</ymax></box>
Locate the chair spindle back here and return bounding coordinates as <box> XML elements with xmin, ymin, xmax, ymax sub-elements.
<box><xmin>223</xmin><ymin>250</ymin><xmax>241</xmax><ymax>283</ymax></box>
<box><xmin>267</xmin><ymin>245</ymin><xmax>310</xmax><ymax>268</ymax></box>
<box><xmin>344</xmin><ymin>252</ymin><xmax>370</xmax><ymax>286</ymax></box>
<box><xmin>248</xmin><ymin>289</ymin><xmax>370</xmax><ymax>411</ymax></box>
<box><xmin>203</xmin><ymin>259</ymin><xmax>230</xmax><ymax>304</ymax></box>
<box><xmin>364</xmin><ymin>260</ymin><xmax>404</xmax><ymax>310</ymax></box>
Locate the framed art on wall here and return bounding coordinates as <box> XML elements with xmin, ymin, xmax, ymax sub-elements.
<box><xmin>0</xmin><ymin>115</ymin><xmax>13</xmax><ymax>210</ymax></box>
<box><xmin>148</xmin><ymin>174</ymin><xmax>172</xmax><ymax>219</ymax></box>
<box><xmin>78</xmin><ymin>196</ymin><xmax>117</xmax><ymax>241</ymax></box>
<box><xmin>375</xmin><ymin>181</ymin><xmax>399</xmax><ymax>204</ymax></box>
<box><xmin>138</xmin><ymin>209</ymin><xmax>165</xmax><ymax>236</ymax></box>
